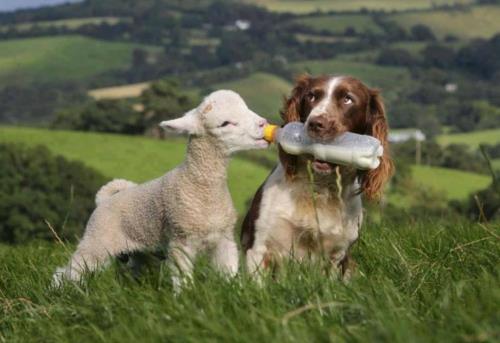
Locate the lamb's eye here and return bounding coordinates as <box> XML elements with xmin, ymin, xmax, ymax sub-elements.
<box><xmin>343</xmin><ymin>95</ymin><xmax>353</xmax><ymax>105</ymax></box>
<box><xmin>307</xmin><ymin>92</ymin><xmax>316</xmax><ymax>102</ymax></box>
<box><xmin>219</xmin><ymin>121</ymin><xmax>234</xmax><ymax>127</ymax></box>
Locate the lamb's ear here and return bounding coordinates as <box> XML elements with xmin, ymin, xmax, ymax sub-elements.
<box><xmin>159</xmin><ymin>110</ymin><xmax>202</xmax><ymax>135</ymax></box>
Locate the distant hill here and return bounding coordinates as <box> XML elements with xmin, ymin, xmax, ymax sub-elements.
<box><xmin>0</xmin><ymin>0</ymin><xmax>81</xmax><ymax>13</ymax></box>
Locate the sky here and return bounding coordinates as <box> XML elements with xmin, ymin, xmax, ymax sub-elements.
<box><xmin>0</xmin><ymin>0</ymin><xmax>82</xmax><ymax>12</ymax></box>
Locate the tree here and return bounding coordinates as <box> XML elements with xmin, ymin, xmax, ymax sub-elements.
<box><xmin>376</xmin><ymin>48</ymin><xmax>417</xmax><ymax>67</ymax></box>
<box><xmin>0</xmin><ymin>143</ymin><xmax>107</xmax><ymax>244</ymax></box>
<box><xmin>52</xmin><ymin>99</ymin><xmax>145</xmax><ymax>134</ymax></box>
<box><xmin>140</xmin><ymin>79</ymin><xmax>198</xmax><ymax>133</ymax></box>
<box><xmin>411</xmin><ymin>24</ymin><xmax>436</xmax><ymax>41</ymax></box>
<box><xmin>422</xmin><ymin>44</ymin><xmax>455</xmax><ymax>68</ymax></box>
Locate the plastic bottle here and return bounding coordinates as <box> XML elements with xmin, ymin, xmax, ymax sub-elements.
<box><xmin>263</xmin><ymin>122</ymin><xmax>383</xmax><ymax>170</ymax></box>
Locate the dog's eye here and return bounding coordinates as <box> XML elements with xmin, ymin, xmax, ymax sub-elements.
<box><xmin>343</xmin><ymin>95</ymin><xmax>353</xmax><ymax>105</ymax></box>
<box><xmin>307</xmin><ymin>92</ymin><xmax>316</xmax><ymax>102</ymax></box>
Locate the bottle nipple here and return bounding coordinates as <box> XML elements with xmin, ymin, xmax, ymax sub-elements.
<box><xmin>263</xmin><ymin>124</ymin><xmax>279</xmax><ymax>143</ymax></box>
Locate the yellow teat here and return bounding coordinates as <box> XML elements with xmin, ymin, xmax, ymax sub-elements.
<box><xmin>263</xmin><ymin>124</ymin><xmax>278</xmax><ymax>143</ymax></box>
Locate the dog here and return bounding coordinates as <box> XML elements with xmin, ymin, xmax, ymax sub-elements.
<box><xmin>241</xmin><ymin>74</ymin><xmax>394</xmax><ymax>279</ymax></box>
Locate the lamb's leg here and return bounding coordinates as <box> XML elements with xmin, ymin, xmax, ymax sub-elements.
<box><xmin>52</xmin><ymin>230</ymin><xmax>142</xmax><ymax>287</ymax></box>
<box><xmin>211</xmin><ymin>236</ymin><xmax>238</xmax><ymax>277</ymax></box>
<box><xmin>167</xmin><ymin>241</ymin><xmax>198</xmax><ymax>292</ymax></box>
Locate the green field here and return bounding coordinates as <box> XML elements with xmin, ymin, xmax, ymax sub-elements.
<box><xmin>392</xmin><ymin>5</ymin><xmax>500</xmax><ymax>40</ymax></box>
<box><xmin>437</xmin><ymin>129</ymin><xmax>500</xmax><ymax>149</ymax></box>
<box><xmin>293</xmin><ymin>14</ymin><xmax>383</xmax><ymax>34</ymax></box>
<box><xmin>411</xmin><ymin>165</ymin><xmax>491</xmax><ymax>200</ymax></box>
<box><xmin>213</xmin><ymin>72</ymin><xmax>293</xmax><ymax>123</ymax></box>
<box><xmin>246</xmin><ymin>0</ymin><xmax>474</xmax><ymax>13</ymax></box>
<box><xmin>493</xmin><ymin>159</ymin><xmax>500</xmax><ymax>170</ymax></box>
<box><xmin>2</xmin><ymin>218</ymin><xmax>498</xmax><ymax>342</ymax></box>
<box><xmin>0</xmin><ymin>35</ymin><xmax>158</xmax><ymax>86</ymax></box>
<box><xmin>0</xmin><ymin>126</ymin><xmax>271</xmax><ymax>214</ymax></box>
<box><xmin>0</xmin><ymin>17</ymin><xmax>130</xmax><ymax>32</ymax></box>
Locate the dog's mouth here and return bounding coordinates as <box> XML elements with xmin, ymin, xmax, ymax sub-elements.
<box><xmin>311</xmin><ymin>158</ymin><xmax>336</xmax><ymax>175</ymax></box>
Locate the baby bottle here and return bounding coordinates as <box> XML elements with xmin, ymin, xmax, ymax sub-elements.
<box><xmin>263</xmin><ymin>122</ymin><xmax>383</xmax><ymax>170</ymax></box>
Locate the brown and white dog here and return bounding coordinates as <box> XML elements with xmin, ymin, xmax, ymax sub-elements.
<box><xmin>241</xmin><ymin>74</ymin><xmax>394</xmax><ymax>279</ymax></box>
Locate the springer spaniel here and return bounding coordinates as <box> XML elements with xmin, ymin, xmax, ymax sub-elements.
<box><xmin>241</xmin><ymin>74</ymin><xmax>394</xmax><ymax>279</ymax></box>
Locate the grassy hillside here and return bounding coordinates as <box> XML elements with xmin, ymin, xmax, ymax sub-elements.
<box><xmin>437</xmin><ymin>129</ymin><xmax>500</xmax><ymax>149</ymax></box>
<box><xmin>293</xmin><ymin>14</ymin><xmax>383</xmax><ymax>34</ymax></box>
<box><xmin>245</xmin><ymin>0</ymin><xmax>475</xmax><ymax>13</ymax></box>
<box><xmin>391</xmin><ymin>5</ymin><xmax>500</xmax><ymax>40</ymax></box>
<box><xmin>0</xmin><ymin>17</ymin><xmax>129</xmax><ymax>32</ymax></box>
<box><xmin>213</xmin><ymin>72</ymin><xmax>292</xmax><ymax>123</ymax></box>
<box><xmin>0</xmin><ymin>126</ymin><xmax>271</xmax><ymax>214</ymax></box>
<box><xmin>88</xmin><ymin>82</ymin><xmax>151</xmax><ymax>100</ymax></box>
<box><xmin>2</xmin><ymin>218</ymin><xmax>498</xmax><ymax>342</ymax></box>
<box><xmin>411</xmin><ymin>165</ymin><xmax>491</xmax><ymax>200</ymax></box>
<box><xmin>0</xmin><ymin>35</ymin><xmax>157</xmax><ymax>86</ymax></box>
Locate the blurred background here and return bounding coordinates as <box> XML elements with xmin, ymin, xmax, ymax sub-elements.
<box><xmin>0</xmin><ymin>0</ymin><xmax>499</xmax><ymax>244</ymax></box>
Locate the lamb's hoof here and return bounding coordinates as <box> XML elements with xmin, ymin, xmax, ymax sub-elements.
<box><xmin>51</xmin><ymin>267</ymin><xmax>67</xmax><ymax>288</ymax></box>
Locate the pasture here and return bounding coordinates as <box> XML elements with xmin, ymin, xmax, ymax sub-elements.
<box><xmin>1</xmin><ymin>217</ymin><xmax>498</xmax><ymax>342</ymax></box>
<box><xmin>0</xmin><ymin>17</ymin><xmax>129</xmax><ymax>32</ymax></box>
<box><xmin>245</xmin><ymin>0</ymin><xmax>475</xmax><ymax>14</ymax></box>
<box><xmin>411</xmin><ymin>165</ymin><xmax>491</xmax><ymax>200</ymax></box>
<box><xmin>0</xmin><ymin>35</ymin><xmax>157</xmax><ymax>86</ymax></box>
<box><xmin>391</xmin><ymin>5</ymin><xmax>500</xmax><ymax>40</ymax></box>
<box><xmin>437</xmin><ymin>129</ymin><xmax>500</xmax><ymax>149</ymax></box>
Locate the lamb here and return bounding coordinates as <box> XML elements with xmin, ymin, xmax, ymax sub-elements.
<box><xmin>53</xmin><ymin>90</ymin><xmax>268</xmax><ymax>289</ymax></box>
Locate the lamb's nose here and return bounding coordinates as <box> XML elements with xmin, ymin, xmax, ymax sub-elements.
<box><xmin>258</xmin><ymin>119</ymin><xmax>267</xmax><ymax>128</ymax></box>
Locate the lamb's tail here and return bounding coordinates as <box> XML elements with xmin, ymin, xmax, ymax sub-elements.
<box><xmin>95</xmin><ymin>179</ymin><xmax>137</xmax><ymax>206</ymax></box>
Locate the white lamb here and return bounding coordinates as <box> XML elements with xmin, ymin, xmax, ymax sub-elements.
<box><xmin>53</xmin><ymin>90</ymin><xmax>268</xmax><ymax>289</ymax></box>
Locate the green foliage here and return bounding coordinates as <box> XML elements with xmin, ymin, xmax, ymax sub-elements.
<box><xmin>1</xmin><ymin>218</ymin><xmax>498</xmax><ymax>341</ymax></box>
<box><xmin>410</xmin><ymin>24</ymin><xmax>436</xmax><ymax>41</ymax></box>
<box><xmin>141</xmin><ymin>79</ymin><xmax>198</xmax><ymax>128</ymax></box>
<box><xmin>52</xmin><ymin>99</ymin><xmax>145</xmax><ymax>134</ymax></box>
<box><xmin>0</xmin><ymin>143</ymin><xmax>106</xmax><ymax>244</ymax></box>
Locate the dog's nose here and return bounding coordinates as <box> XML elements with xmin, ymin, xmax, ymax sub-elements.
<box><xmin>307</xmin><ymin>115</ymin><xmax>328</xmax><ymax>136</ymax></box>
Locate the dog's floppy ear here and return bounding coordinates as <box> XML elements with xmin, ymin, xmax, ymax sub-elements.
<box><xmin>361</xmin><ymin>89</ymin><xmax>394</xmax><ymax>200</ymax></box>
<box><xmin>279</xmin><ymin>74</ymin><xmax>311</xmax><ymax>179</ymax></box>
<box><xmin>160</xmin><ymin>109</ymin><xmax>203</xmax><ymax>135</ymax></box>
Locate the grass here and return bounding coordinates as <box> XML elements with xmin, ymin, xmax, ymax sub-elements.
<box><xmin>245</xmin><ymin>0</ymin><xmax>474</xmax><ymax>13</ymax></box>
<box><xmin>411</xmin><ymin>165</ymin><xmax>491</xmax><ymax>200</ymax></box>
<box><xmin>493</xmin><ymin>159</ymin><xmax>500</xmax><ymax>170</ymax></box>
<box><xmin>293</xmin><ymin>14</ymin><xmax>382</xmax><ymax>34</ymax></box>
<box><xmin>213</xmin><ymin>72</ymin><xmax>293</xmax><ymax>123</ymax></box>
<box><xmin>88</xmin><ymin>82</ymin><xmax>151</xmax><ymax>100</ymax></box>
<box><xmin>0</xmin><ymin>35</ymin><xmax>158</xmax><ymax>86</ymax></box>
<box><xmin>391</xmin><ymin>5</ymin><xmax>500</xmax><ymax>40</ymax></box>
<box><xmin>437</xmin><ymin>129</ymin><xmax>500</xmax><ymax>149</ymax></box>
<box><xmin>0</xmin><ymin>17</ymin><xmax>130</xmax><ymax>32</ymax></box>
<box><xmin>0</xmin><ymin>126</ymin><xmax>271</xmax><ymax>214</ymax></box>
<box><xmin>1</xmin><ymin>218</ymin><xmax>498</xmax><ymax>342</ymax></box>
